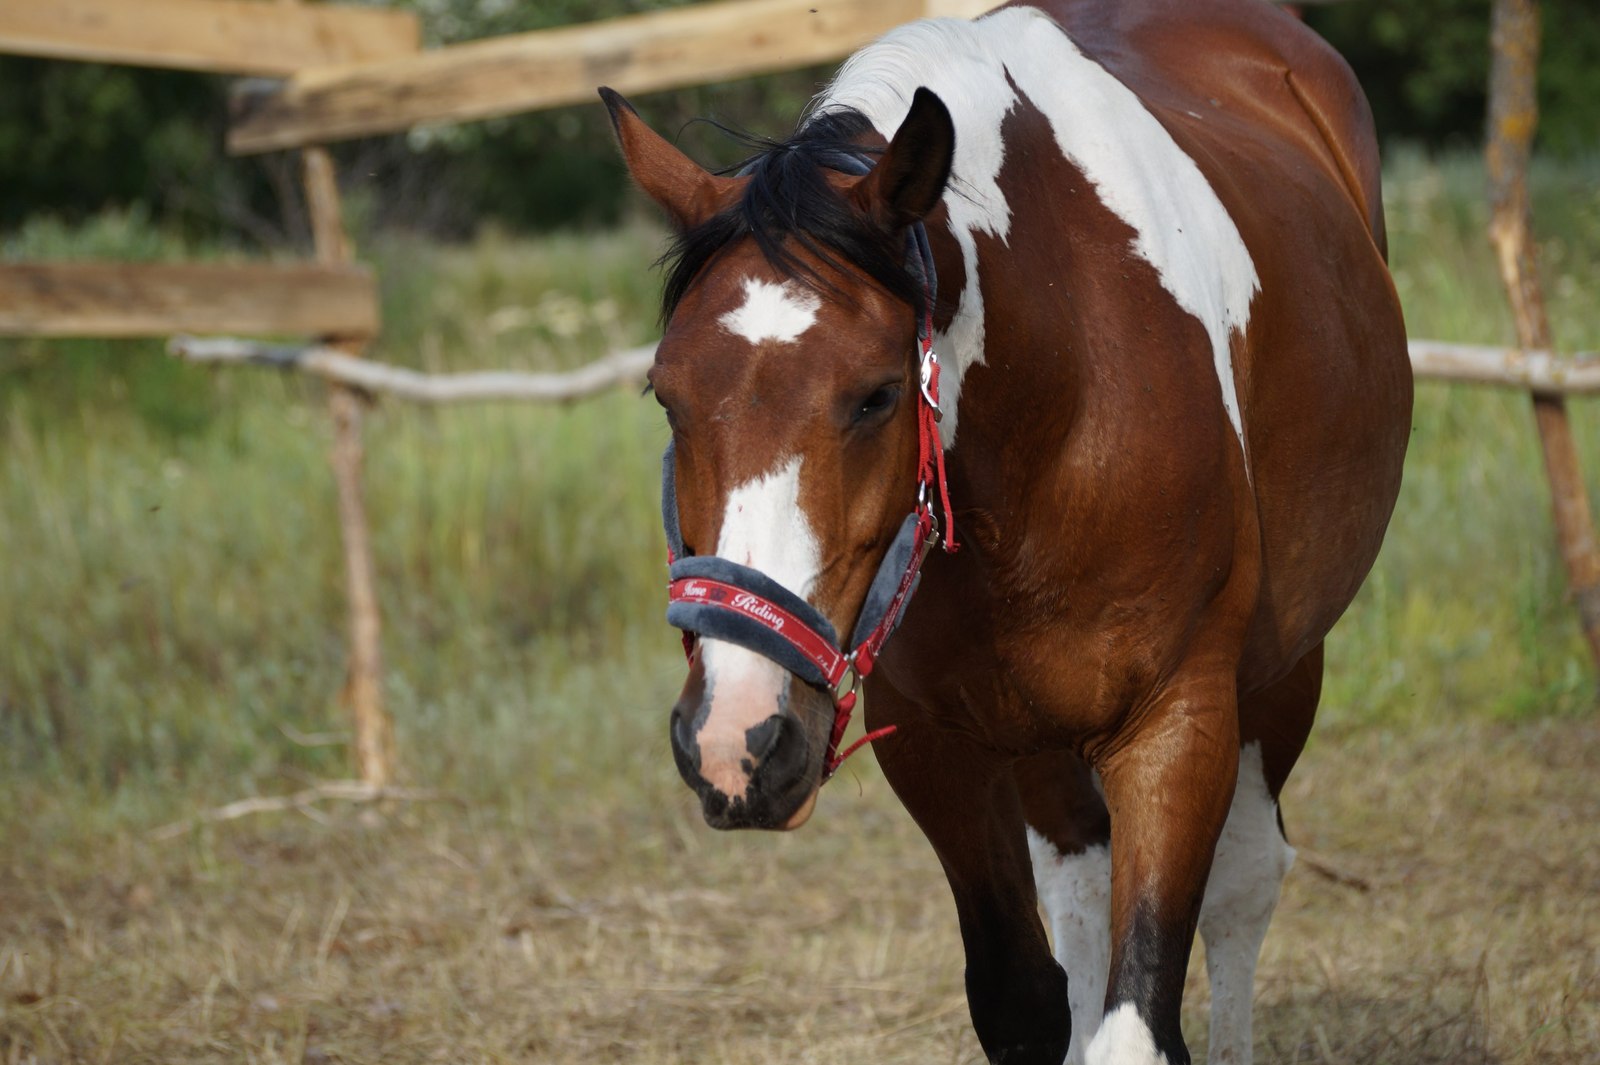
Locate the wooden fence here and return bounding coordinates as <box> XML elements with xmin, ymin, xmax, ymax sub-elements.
<box><xmin>2</xmin><ymin>0</ymin><xmax>1591</xmax><ymax>792</ymax></box>
<box><xmin>0</xmin><ymin>0</ymin><xmax>419</xmax><ymax>76</ymax></box>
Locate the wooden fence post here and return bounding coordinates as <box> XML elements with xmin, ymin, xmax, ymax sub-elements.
<box><xmin>301</xmin><ymin>146</ymin><xmax>396</xmax><ymax>786</ymax></box>
<box><xmin>1486</xmin><ymin>0</ymin><xmax>1600</xmax><ymax>677</ymax></box>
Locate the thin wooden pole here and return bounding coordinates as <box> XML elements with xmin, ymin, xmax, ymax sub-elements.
<box><xmin>171</xmin><ymin>336</ymin><xmax>658</xmax><ymax>402</ymax></box>
<box><xmin>1486</xmin><ymin>0</ymin><xmax>1600</xmax><ymax>674</ymax></box>
<box><xmin>168</xmin><ymin>335</ymin><xmax>1600</xmax><ymax>398</ymax></box>
<box><xmin>301</xmin><ymin>146</ymin><xmax>395</xmax><ymax>786</ymax></box>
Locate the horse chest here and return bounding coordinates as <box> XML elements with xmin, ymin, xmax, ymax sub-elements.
<box><xmin>877</xmin><ymin>521</ymin><xmax>1241</xmax><ymax>750</ymax></box>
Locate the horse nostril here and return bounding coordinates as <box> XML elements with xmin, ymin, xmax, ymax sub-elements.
<box><xmin>744</xmin><ymin>714</ymin><xmax>786</xmax><ymax>763</ymax></box>
<box><xmin>670</xmin><ymin>704</ymin><xmax>700</xmax><ymax>772</ymax></box>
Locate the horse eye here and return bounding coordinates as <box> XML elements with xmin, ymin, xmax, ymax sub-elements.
<box><xmin>648</xmin><ymin>382</ymin><xmax>678</xmax><ymax>425</ymax></box>
<box><xmin>854</xmin><ymin>384</ymin><xmax>901</xmax><ymax>425</ymax></box>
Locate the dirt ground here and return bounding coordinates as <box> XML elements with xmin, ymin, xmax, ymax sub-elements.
<box><xmin>2</xmin><ymin>717</ymin><xmax>1596</xmax><ymax>1064</ymax></box>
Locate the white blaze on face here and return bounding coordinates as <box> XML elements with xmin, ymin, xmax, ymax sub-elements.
<box><xmin>694</xmin><ymin>456</ymin><xmax>822</xmax><ymax>797</ymax></box>
<box><xmin>815</xmin><ymin>8</ymin><xmax>1259</xmax><ymax>453</ymax></box>
<box><xmin>719</xmin><ymin>277</ymin><xmax>821</xmax><ymax>345</ymax></box>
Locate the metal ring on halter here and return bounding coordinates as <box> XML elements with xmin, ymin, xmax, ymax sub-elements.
<box><xmin>919</xmin><ymin>515</ymin><xmax>942</xmax><ymax>559</ymax></box>
<box><xmin>833</xmin><ymin>652</ymin><xmax>861</xmax><ymax>706</ymax></box>
<box><xmin>919</xmin><ymin>350</ymin><xmax>942</xmax><ymax>416</ymax></box>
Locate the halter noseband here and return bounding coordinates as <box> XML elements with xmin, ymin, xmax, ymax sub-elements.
<box><xmin>661</xmin><ymin>152</ymin><xmax>958</xmax><ymax>781</ymax></box>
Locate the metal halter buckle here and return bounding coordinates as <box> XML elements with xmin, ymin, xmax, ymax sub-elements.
<box><xmin>919</xmin><ymin>512</ymin><xmax>942</xmax><ymax>560</ymax></box>
<box><xmin>919</xmin><ymin>346</ymin><xmax>943</xmax><ymax>422</ymax></box>
<box><xmin>833</xmin><ymin>652</ymin><xmax>861</xmax><ymax>707</ymax></box>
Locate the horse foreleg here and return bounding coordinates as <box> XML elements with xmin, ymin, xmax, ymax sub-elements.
<box><xmin>1088</xmin><ymin>673</ymin><xmax>1240</xmax><ymax>1065</ymax></box>
<box><xmin>1196</xmin><ymin>742</ymin><xmax>1292</xmax><ymax>1065</ymax></box>
<box><xmin>1016</xmin><ymin>750</ymin><xmax>1113</xmax><ymax>1065</ymax></box>
<box><xmin>1199</xmin><ymin>643</ymin><xmax>1321</xmax><ymax>1065</ymax></box>
<box><xmin>865</xmin><ymin>680</ymin><xmax>1071</xmax><ymax>1065</ymax></box>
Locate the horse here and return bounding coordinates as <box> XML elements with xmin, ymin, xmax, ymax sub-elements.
<box><xmin>602</xmin><ymin>0</ymin><xmax>1411</xmax><ymax>1061</ymax></box>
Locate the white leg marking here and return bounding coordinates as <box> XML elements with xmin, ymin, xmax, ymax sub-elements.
<box><xmin>1085</xmin><ymin>1002</ymin><xmax>1170</xmax><ymax>1065</ymax></box>
<box><xmin>718</xmin><ymin>277</ymin><xmax>821</xmax><ymax>345</ymax></box>
<box><xmin>816</xmin><ymin>9</ymin><xmax>1259</xmax><ymax>451</ymax></box>
<box><xmin>695</xmin><ymin>457</ymin><xmax>821</xmax><ymax>795</ymax></box>
<box><xmin>1027</xmin><ymin>830</ymin><xmax>1111</xmax><ymax>1065</ymax></box>
<box><xmin>1198</xmin><ymin>743</ymin><xmax>1294</xmax><ymax>1065</ymax></box>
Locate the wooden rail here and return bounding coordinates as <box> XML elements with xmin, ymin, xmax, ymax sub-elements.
<box><xmin>0</xmin><ymin>262</ymin><xmax>380</xmax><ymax>339</ymax></box>
<box><xmin>221</xmin><ymin>0</ymin><xmax>1324</xmax><ymax>155</ymax></box>
<box><xmin>228</xmin><ymin>0</ymin><xmax>992</xmax><ymax>154</ymax></box>
<box><xmin>0</xmin><ymin>0</ymin><xmax>420</xmax><ymax>78</ymax></box>
<box><xmin>1411</xmin><ymin>341</ymin><xmax>1600</xmax><ymax>391</ymax></box>
<box><xmin>171</xmin><ymin>337</ymin><xmax>659</xmax><ymax>403</ymax></box>
<box><xmin>171</xmin><ymin>336</ymin><xmax>1600</xmax><ymax>402</ymax></box>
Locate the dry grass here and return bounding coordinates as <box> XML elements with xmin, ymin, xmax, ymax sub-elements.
<box><xmin>3</xmin><ymin>717</ymin><xmax>1595</xmax><ymax>1064</ymax></box>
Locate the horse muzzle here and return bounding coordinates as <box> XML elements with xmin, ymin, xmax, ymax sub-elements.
<box><xmin>668</xmin><ymin>644</ymin><xmax>827</xmax><ymax>830</ymax></box>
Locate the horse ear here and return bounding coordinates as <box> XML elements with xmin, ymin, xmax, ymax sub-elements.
<box><xmin>851</xmin><ymin>87</ymin><xmax>955</xmax><ymax>230</ymax></box>
<box><xmin>600</xmin><ymin>87</ymin><xmax>736</xmax><ymax>231</ymax></box>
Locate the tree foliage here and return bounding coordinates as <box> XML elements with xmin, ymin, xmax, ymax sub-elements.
<box><xmin>0</xmin><ymin>0</ymin><xmax>1593</xmax><ymax>245</ymax></box>
<box><xmin>1305</xmin><ymin>0</ymin><xmax>1600</xmax><ymax>156</ymax></box>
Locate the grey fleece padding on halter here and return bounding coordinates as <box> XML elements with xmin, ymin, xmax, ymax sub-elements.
<box><xmin>663</xmin><ymin>439</ymin><xmax>927</xmax><ymax>687</ymax></box>
<box><xmin>847</xmin><ymin>512</ymin><xmax>923</xmax><ymax>651</ymax></box>
<box><xmin>667</xmin><ymin>555</ymin><xmax>841</xmax><ymax>689</ymax></box>
<box><xmin>661</xmin><ymin>440</ymin><xmax>686</xmax><ymax>560</ymax></box>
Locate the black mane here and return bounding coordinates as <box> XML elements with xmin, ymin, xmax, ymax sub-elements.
<box><xmin>659</xmin><ymin>108</ymin><xmax>926</xmax><ymax>326</ymax></box>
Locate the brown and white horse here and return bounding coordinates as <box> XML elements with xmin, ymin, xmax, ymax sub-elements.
<box><xmin>604</xmin><ymin>1</ymin><xmax>1410</xmax><ymax>1062</ymax></box>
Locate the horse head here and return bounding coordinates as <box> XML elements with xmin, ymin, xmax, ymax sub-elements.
<box><xmin>603</xmin><ymin>86</ymin><xmax>955</xmax><ymax>830</ymax></box>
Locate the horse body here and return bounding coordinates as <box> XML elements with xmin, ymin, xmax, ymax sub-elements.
<box><xmin>605</xmin><ymin>1</ymin><xmax>1410</xmax><ymax>1062</ymax></box>
<box><xmin>828</xmin><ymin>0</ymin><xmax>1406</xmax><ymax>726</ymax></box>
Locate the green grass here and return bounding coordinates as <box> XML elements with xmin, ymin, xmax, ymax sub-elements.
<box><xmin>2</xmin><ymin>153</ymin><xmax>1599</xmax><ymax>1065</ymax></box>
<box><xmin>2</xmin><ymin>151</ymin><xmax>1599</xmax><ymax>812</ymax></box>
<box><xmin>1319</xmin><ymin>150</ymin><xmax>1600</xmax><ymax>729</ymax></box>
<box><xmin>0</xmin><ymin>219</ymin><xmax>679</xmax><ymax>824</ymax></box>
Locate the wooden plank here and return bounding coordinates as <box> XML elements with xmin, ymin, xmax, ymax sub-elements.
<box><xmin>229</xmin><ymin>0</ymin><xmax>924</xmax><ymax>154</ymax></box>
<box><xmin>0</xmin><ymin>261</ymin><xmax>380</xmax><ymax>338</ymax></box>
<box><xmin>924</xmin><ymin>0</ymin><xmax>1001</xmax><ymax>15</ymax></box>
<box><xmin>0</xmin><ymin>0</ymin><xmax>420</xmax><ymax>77</ymax></box>
<box><xmin>229</xmin><ymin>0</ymin><xmax>1338</xmax><ymax>154</ymax></box>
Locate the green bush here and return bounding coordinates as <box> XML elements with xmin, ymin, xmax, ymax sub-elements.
<box><xmin>1306</xmin><ymin>0</ymin><xmax>1600</xmax><ymax>156</ymax></box>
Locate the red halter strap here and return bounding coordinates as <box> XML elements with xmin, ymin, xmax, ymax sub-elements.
<box><xmin>667</xmin><ymin>575</ymin><xmax>853</xmax><ymax>688</ymax></box>
<box><xmin>821</xmin><ymin>325</ymin><xmax>956</xmax><ymax>777</ymax></box>
<box><xmin>916</xmin><ymin>304</ymin><xmax>959</xmax><ymax>554</ymax></box>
